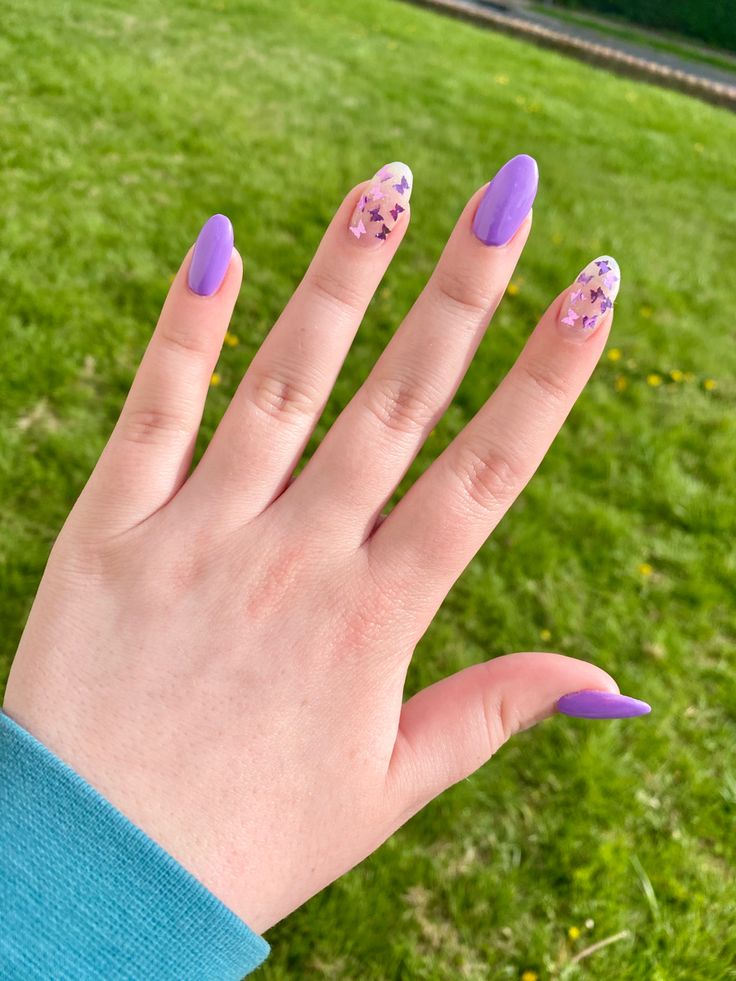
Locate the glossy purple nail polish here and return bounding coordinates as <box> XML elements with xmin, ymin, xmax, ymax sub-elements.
<box><xmin>557</xmin><ymin>690</ymin><xmax>651</xmax><ymax>719</ymax></box>
<box><xmin>472</xmin><ymin>154</ymin><xmax>538</xmax><ymax>246</ymax></box>
<box><xmin>188</xmin><ymin>214</ymin><xmax>234</xmax><ymax>296</ymax></box>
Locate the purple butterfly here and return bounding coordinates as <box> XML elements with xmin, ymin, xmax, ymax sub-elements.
<box><xmin>596</xmin><ymin>259</ymin><xmax>612</xmax><ymax>275</ymax></box>
<box><xmin>599</xmin><ymin>296</ymin><xmax>613</xmax><ymax>313</ymax></box>
<box><xmin>349</xmin><ymin>219</ymin><xmax>367</xmax><ymax>239</ymax></box>
<box><xmin>603</xmin><ymin>272</ymin><xmax>619</xmax><ymax>290</ymax></box>
<box><xmin>390</xmin><ymin>203</ymin><xmax>405</xmax><ymax>221</ymax></box>
<box><xmin>569</xmin><ymin>289</ymin><xmax>584</xmax><ymax>305</ymax></box>
<box><xmin>582</xmin><ymin>314</ymin><xmax>598</xmax><ymax>330</ymax></box>
<box><xmin>369</xmin><ymin>186</ymin><xmax>385</xmax><ymax>201</ymax></box>
<box><xmin>375</xmin><ymin>224</ymin><xmax>390</xmax><ymax>240</ymax></box>
<box><xmin>589</xmin><ymin>286</ymin><xmax>605</xmax><ymax>304</ymax></box>
<box><xmin>368</xmin><ymin>207</ymin><xmax>384</xmax><ymax>223</ymax></box>
<box><xmin>376</xmin><ymin>166</ymin><xmax>393</xmax><ymax>182</ymax></box>
<box><xmin>393</xmin><ymin>174</ymin><xmax>410</xmax><ymax>195</ymax></box>
<box><xmin>358</xmin><ymin>194</ymin><xmax>369</xmax><ymax>211</ymax></box>
<box><xmin>577</xmin><ymin>272</ymin><xmax>594</xmax><ymax>284</ymax></box>
<box><xmin>561</xmin><ymin>308</ymin><xmax>580</xmax><ymax>327</ymax></box>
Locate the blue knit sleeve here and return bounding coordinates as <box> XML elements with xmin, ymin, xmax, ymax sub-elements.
<box><xmin>0</xmin><ymin>710</ymin><xmax>269</xmax><ymax>979</ymax></box>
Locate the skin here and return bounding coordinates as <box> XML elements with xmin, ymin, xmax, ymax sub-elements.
<box><xmin>3</xmin><ymin>176</ymin><xmax>620</xmax><ymax>935</ymax></box>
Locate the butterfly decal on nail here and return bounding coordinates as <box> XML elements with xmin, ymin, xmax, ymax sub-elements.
<box><xmin>596</xmin><ymin>259</ymin><xmax>612</xmax><ymax>275</ymax></box>
<box><xmin>390</xmin><ymin>203</ymin><xmax>405</xmax><ymax>222</ymax></box>
<box><xmin>369</xmin><ymin>186</ymin><xmax>385</xmax><ymax>201</ymax></box>
<box><xmin>603</xmin><ymin>273</ymin><xmax>619</xmax><ymax>290</ymax></box>
<box><xmin>561</xmin><ymin>308</ymin><xmax>580</xmax><ymax>327</ymax></box>
<box><xmin>589</xmin><ymin>286</ymin><xmax>605</xmax><ymax>304</ymax></box>
<box><xmin>349</xmin><ymin>219</ymin><xmax>367</xmax><ymax>239</ymax></box>
<box><xmin>368</xmin><ymin>208</ymin><xmax>384</xmax><ymax>223</ymax></box>
<box><xmin>599</xmin><ymin>296</ymin><xmax>613</xmax><ymax>313</ymax></box>
<box><xmin>577</xmin><ymin>272</ymin><xmax>594</xmax><ymax>284</ymax></box>
<box><xmin>375</xmin><ymin>224</ymin><xmax>391</xmax><ymax>240</ymax></box>
<box><xmin>582</xmin><ymin>314</ymin><xmax>598</xmax><ymax>330</ymax></box>
<box><xmin>393</xmin><ymin>175</ymin><xmax>410</xmax><ymax>195</ymax></box>
<box><xmin>376</xmin><ymin>166</ymin><xmax>394</xmax><ymax>182</ymax></box>
<box><xmin>358</xmin><ymin>194</ymin><xmax>369</xmax><ymax>211</ymax></box>
<box><xmin>569</xmin><ymin>289</ymin><xmax>584</xmax><ymax>305</ymax></box>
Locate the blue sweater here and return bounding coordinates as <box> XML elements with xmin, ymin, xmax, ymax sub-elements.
<box><xmin>0</xmin><ymin>711</ymin><xmax>269</xmax><ymax>979</ymax></box>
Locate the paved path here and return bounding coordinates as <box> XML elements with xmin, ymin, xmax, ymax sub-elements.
<box><xmin>512</xmin><ymin>3</ymin><xmax>736</xmax><ymax>90</ymax></box>
<box><xmin>405</xmin><ymin>0</ymin><xmax>736</xmax><ymax>110</ymax></box>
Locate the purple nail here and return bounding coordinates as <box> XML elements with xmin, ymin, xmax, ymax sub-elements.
<box><xmin>472</xmin><ymin>154</ymin><xmax>538</xmax><ymax>246</ymax></box>
<box><xmin>557</xmin><ymin>690</ymin><xmax>652</xmax><ymax>719</ymax></box>
<box><xmin>188</xmin><ymin>214</ymin><xmax>234</xmax><ymax>296</ymax></box>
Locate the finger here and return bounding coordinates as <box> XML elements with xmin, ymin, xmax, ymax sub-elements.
<box><xmin>178</xmin><ymin>163</ymin><xmax>413</xmax><ymax>527</ymax></box>
<box><xmin>290</xmin><ymin>155</ymin><xmax>538</xmax><ymax>543</ymax></box>
<box><xmin>387</xmin><ymin>652</ymin><xmax>634</xmax><ymax>812</ymax></box>
<box><xmin>368</xmin><ymin>256</ymin><xmax>621</xmax><ymax>623</ymax></box>
<box><xmin>74</xmin><ymin>215</ymin><xmax>240</xmax><ymax>540</ymax></box>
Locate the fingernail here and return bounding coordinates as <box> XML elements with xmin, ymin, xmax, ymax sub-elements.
<box><xmin>472</xmin><ymin>153</ymin><xmax>538</xmax><ymax>246</ymax></box>
<box><xmin>348</xmin><ymin>162</ymin><xmax>413</xmax><ymax>247</ymax></box>
<box><xmin>557</xmin><ymin>690</ymin><xmax>651</xmax><ymax>719</ymax></box>
<box><xmin>188</xmin><ymin>214</ymin><xmax>234</xmax><ymax>296</ymax></box>
<box><xmin>558</xmin><ymin>255</ymin><xmax>620</xmax><ymax>340</ymax></box>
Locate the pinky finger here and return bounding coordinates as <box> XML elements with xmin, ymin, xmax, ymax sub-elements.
<box><xmin>71</xmin><ymin>215</ymin><xmax>241</xmax><ymax>541</ymax></box>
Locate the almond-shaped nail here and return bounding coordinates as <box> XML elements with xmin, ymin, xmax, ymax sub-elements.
<box><xmin>472</xmin><ymin>153</ymin><xmax>538</xmax><ymax>246</ymax></box>
<box><xmin>558</xmin><ymin>255</ymin><xmax>620</xmax><ymax>341</ymax></box>
<box><xmin>348</xmin><ymin>162</ymin><xmax>412</xmax><ymax>247</ymax></box>
<box><xmin>557</xmin><ymin>690</ymin><xmax>651</xmax><ymax>719</ymax></box>
<box><xmin>188</xmin><ymin>213</ymin><xmax>234</xmax><ymax>296</ymax></box>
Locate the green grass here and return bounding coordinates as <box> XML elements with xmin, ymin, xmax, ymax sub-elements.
<box><xmin>531</xmin><ymin>2</ymin><xmax>736</xmax><ymax>77</ymax></box>
<box><xmin>1</xmin><ymin>0</ymin><xmax>735</xmax><ymax>977</ymax></box>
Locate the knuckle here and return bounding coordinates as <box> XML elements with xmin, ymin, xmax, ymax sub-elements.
<box><xmin>119</xmin><ymin>407</ymin><xmax>191</xmax><ymax>447</ymax></box>
<box><xmin>363</xmin><ymin>375</ymin><xmax>438</xmax><ymax>435</ymax></box>
<box><xmin>449</xmin><ymin>442</ymin><xmax>525</xmax><ymax>513</ymax></box>
<box><xmin>158</xmin><ymin>321</ymin><xmax>212</xmax><ymax>359</ymax></box>
<box><xmin>521</xmin><ymin>359</ymin><xmax>571</xmax><ymax>406</ymax></box>
<box><xmin>336</xmin><ymin>564</ymin><xmax>400</xmax><ymax>653</ymax></box>
<box><xmin>308</xmin><ymin>268</ymin><xmax>366</xmax><ymax>319</ymax></box>
<box><xmin>246</xmin><ymin>365</ymin><xmax>322</xmax><ymax>424</ymax></box>
<box><xmin>433</xmin><ymin>268</ymin><xmax>495</xmax><ymax>322</ymax></box>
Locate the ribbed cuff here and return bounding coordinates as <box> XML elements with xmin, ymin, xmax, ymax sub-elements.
<box><xmin>0</xmin><ymin>710</ymin><xmax>269</xmax><ymax>980</ymax></box>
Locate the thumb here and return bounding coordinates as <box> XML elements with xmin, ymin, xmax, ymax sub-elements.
<box><xmin>388</xmin><ymin>652</ymin><xmax>649</xmax><ymax>811</ymax></box>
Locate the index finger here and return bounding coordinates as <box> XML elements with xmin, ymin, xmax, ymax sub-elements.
<box><xmin>367</xmin><ymin>255</ymin><xmax>620</xmax><ymax>617</ymax></box>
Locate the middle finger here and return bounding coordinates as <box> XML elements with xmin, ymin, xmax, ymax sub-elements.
<box><xmin>287</xmin><ymin>154</ymin><xmax>539</xmax><ymax>543</ymax></box>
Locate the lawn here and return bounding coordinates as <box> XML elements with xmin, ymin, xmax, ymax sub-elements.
<box><xmin>1</xmin><ymin>0</ymin><xmax>735</xmax><ymax>977</ymax></box>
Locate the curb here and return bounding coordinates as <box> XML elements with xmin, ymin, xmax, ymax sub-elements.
<box><xmin>403</xmin><ymin>0</ymin><xmax>736</xmax><ymax>111</ymax></box>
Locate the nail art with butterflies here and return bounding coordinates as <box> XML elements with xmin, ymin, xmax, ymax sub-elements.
<box><xmin>349</xmin><ymin>162</ymin><xmax>413</xmax><ymax>246</ymax></box>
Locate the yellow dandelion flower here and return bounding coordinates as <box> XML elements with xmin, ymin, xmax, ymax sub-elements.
<box><xmin>607</xmin><ymin>348</ymin><xmax>622</xmax><ymax>362</ymax></box>
<box><xmin>210</xmin><ymin>372</ymin><xmax>221</xmax><ymax>386</ymax></box>
<box><xmin>639</xmin><ymin>305</ymin><xmax>653</xmax><ymax>319</ymax></box>
<box><xmin>521</xmin><ymin>972</ymin><xmax>538</xmax><ymax>981</ymax></box>
<box><xmin>540</xmin><ymin>628</ymin><xmax>552</xmax><ymax>642</ymax></box>
<box><xmin>647</xmin><ymin>373</ymin><xmax>662</xmax><ymax>387</ymax></box>
<box><xmin>507</xmin><ymin>282</ymin><xmax>520</xmax><ymax>296</ymax></box>
<box><xmin>669</xmin><ymin>369</ymin><xmax>683</xmax><ymax>382</ymax></box>
<box><xmin>224</xmin><ymin>332</ymin><xmax>239</xmax><ymax>347</ymax></box>
<box><xmin>704</xmin><ymin>378</ymin><xmax>717</xmax><ymax>391</ymax></box>
<box><xmin>615</xmin><ymin>375</ymin><xmax>628</xmax><ymax>392</ymax></box>
<box><xmin>638</xmin><ymin>562</ymin><xmax>654</xmax><ymax>578</ymax></box>
<box><xmin>568</xmin><ymin>926</ymin><xmax>581</xmax><ymax>941</ymax></box>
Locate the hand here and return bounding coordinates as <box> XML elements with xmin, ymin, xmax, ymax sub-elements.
<box><xmin>4</xmin><ymin>157</ymin><xmax>646</xmax><ymax>934</ymax></box>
